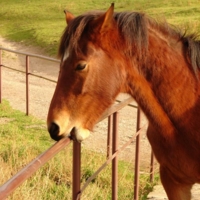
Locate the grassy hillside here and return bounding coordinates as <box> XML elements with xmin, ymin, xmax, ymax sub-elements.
<box><xmin>0</xmin><ymin>0</ymin><xmax>200</xmax><ymax>55</ymax></box>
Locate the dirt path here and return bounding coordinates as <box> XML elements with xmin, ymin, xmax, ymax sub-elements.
<box><xmin>0</xmin><ymin>37</ymin><xmax>156</xmax><ymax>172</ymax></box>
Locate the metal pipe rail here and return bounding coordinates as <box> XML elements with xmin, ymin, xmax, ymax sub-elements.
<box><xmin>1</xmin><ymin>64</ymin><xmax>57</xmax><ymax>83</ymax></box>
<box><xmin>0</xmin><ymin>47</ymin><xmax>60</xmax><ymax>63</ymax></box>
<box><xmin>0</xmin><ymin>137</ymin><xmax>71</xmax><ymax>199</ymax></box>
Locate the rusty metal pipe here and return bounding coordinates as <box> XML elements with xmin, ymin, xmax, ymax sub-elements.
<box><xmin>0</xmin><ymin>47</ymin><xmax>60</xmax><ymax>63</ymax></box>
<box><xmin>134</xmin><ymin>108</ymin><xmax>141</xmax><ymax>200</ymax></box>
<box><xmin>25</xmin><ymin>55</ymin><xmax>29</xmax><ymax>115</ymax></box>
<box><xmin>0</xmin><ymin>49</ymin><xmax>2</xmax><ymax>104</ymax></box>
<box><xmin>107</xmin><ymin>115</ymin><xmax>113</xmax><ymax>159</ymax></box>
<box><xmin>73</xmin><ymin>140</ymin><xmax>81</xmax><ymax>200</ymax></box>
<box><xmin>112</xmin><ymin>112</ymin><xmax>119</xmax><ymax>200</ymax></box>
<box><xmin>0</xmin><ymin>137</ymin><xmax>71</xmax><ymax>199</ymax></box>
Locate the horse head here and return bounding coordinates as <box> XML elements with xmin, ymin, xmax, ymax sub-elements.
<box><xmin>47</xmin><ymin>4</ymin><xmax>127</xmax><ymax>142</ymax></box>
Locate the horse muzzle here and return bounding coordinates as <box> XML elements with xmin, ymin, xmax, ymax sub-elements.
<box><xmin>48</xmin><ymin>122</ymin><xmax>90</xmax><ymax>142</ymax></box>
<box><xmin>48</xmin><ymin>122</ymin><xmax>65</xmax><ymax>141</ymax></box>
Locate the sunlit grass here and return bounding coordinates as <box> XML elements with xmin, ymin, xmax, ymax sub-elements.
<box><xmin>0</xmin><ymin>0</ymin><xmax>200</xmax><ymax>55</ymax></box>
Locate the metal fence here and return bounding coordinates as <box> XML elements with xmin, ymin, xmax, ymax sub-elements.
<box><xmin>0</xmin><ymin>47</ymin><xmax>155</xmax><ymax>199</ymax></box>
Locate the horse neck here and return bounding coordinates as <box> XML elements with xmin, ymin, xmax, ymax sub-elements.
<box><xmin>145</xmin><ymin>28</ymin><xmax>197</xmax><ymax>113</ymax></box>
<box><xmin>125</xmin><ymin>29</ymin><xmax>198</xmax><ymax>136</ymax></box>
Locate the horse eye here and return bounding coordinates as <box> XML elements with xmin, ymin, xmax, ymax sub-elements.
<box><xmin>75</xmin><ymin>63</ymin><xmax>87</xmax><ymax>71</ymax></box>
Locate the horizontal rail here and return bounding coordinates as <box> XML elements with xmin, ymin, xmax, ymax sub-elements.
<box><xmin>0</xmin><ymin>65</ymin><xmax>25</xmax><ymax>74</ymax></box>
<box><xmin>99</xmin><ymin>97</ymin><xmax>134</xmax><ymax>122</ymax></box>
<box><xmin>0</xmin><ymin>47</ymin><xmax>60</xmax><ymax>63</ymax></box>
<box><xmin>1</xmin><ymin>65</ymin><xmax>57</xmax><ymax>83</ymax></box>
<box><xmin>29</xmin><ymin>72</ymin><xmax>57</xmax><ymax>83</ymax></box>
<box><xmin>0</xmin><ymin>137</ymin><xmax>71</xmax><ymax>199</ymax></box>
<box><xmin>115</xmin><ymin>99</ymin><xmax>137</xmax><ymax>109</ymax></box>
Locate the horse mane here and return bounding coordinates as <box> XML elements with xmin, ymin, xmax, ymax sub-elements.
<box><xmin>58</xmin><ymin>11</ymin><xmax>200</xmax><ymax>76</ymax></box>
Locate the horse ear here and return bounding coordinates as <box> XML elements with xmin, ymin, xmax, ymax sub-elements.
<box><xmin>64</xmin><ymin>10</ymin><xmax>75</xmax><ymax>25</ymax></box>
<box><xmin>100</xmin><ymin>3</ymin><xmax>115</xmax><ymax>32</ymax></box>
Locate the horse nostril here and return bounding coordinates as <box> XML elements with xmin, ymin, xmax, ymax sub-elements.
<box><xmin>48</xmin><ymin>122</ymin><xmax>61</xmax><ymax>141</ymax></box>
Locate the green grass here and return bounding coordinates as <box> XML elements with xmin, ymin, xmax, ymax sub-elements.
<box><xmin>0</xmin><ymin>100</ymin><xmax>158</xmax><ymax>199</ymax></box>
<box><xmin>0</xmin><ymin>0</ymin><xmax>200</xmax><ymax>55</ymax></box>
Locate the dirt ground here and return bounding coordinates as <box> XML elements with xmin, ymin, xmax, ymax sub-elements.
<box><xmin>0</xmin><ymin>37</ymin><xmax>158</xmax><ymax>172</ymax></box>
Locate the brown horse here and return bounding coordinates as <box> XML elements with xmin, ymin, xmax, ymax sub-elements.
<box><xmin>47</xmin><ymin>4</ymin><xmax>200</xmax><ymax>199</ymax></box>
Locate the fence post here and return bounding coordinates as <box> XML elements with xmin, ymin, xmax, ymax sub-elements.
<box><xmin>107</xmin><ymin>115</ymin><xmax>113</xmax><ymax>159</ymax></box>
<box><xmin>134</xmin><ymin>107</ymin><xmax>141</xmax><ymax>200</ymax></box>
<box><xmin>0</xmin><ymin>49</ymin><xmax>2</xmax><ymax>103</ymax></box>
<box><xmin>73</xmin><ymin>140</ymin><xmax>81</xmax><ymax>200</ymax></box>
<box><xmin>112</xmin><ymin>112</ymin><xmax>119</xmax><ymax>200</ymax></box>
<box><xmin>25</xmin><ymin>55</ymin><xmax>29</xmax><ymax>115</ymax></box>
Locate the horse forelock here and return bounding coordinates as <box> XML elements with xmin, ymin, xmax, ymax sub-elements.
<box><xmin>58</xmin><ymin>10</ymin><xmax>200</xmax><ymax>76</ymax></box>
<box><xmin>58</xmin><ymin>12</ymin><xmax>102</xmax><ymax>58</ymax></box>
